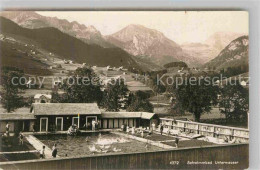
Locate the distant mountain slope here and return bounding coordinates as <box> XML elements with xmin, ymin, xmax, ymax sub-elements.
<box><xmin>0</xmin><ymin>39</ymin><xmax>52</xmax><ymax>75</ymax></box>
<box><xmin>181</xmin><ymin>32</ymin><xmax>245</xmax><ymax>64</ymax></box>
<box><xmin>131</xmin><ymin>56</ymin><xmax>163</xmax><ymax>71</ymax></box>
<box><xmin>181</xmin><ymin>43</ymin><xmax>219</xmax><ymax>64</ymax></box>
<box><xmin>0</xmin><ymin>17</ymin><xmax>142</xmax><ymax>71</ymax></box>
<box><xmin>205</xmin><ymin>32</ymin><xmax>244</xmax><ymax>52</ymax></box>
<box><xmin>105</xmin><ymin>24</ymin><xmax>200</xmax><ymax>67</ymax></box>
<box><xmin>203</xmin><ymin>35</ymin><xmax>248</xmax><ymax>71</ymax></box>
<box><xmin>164</xmin><ymin>61</ymin><xmax>188</xmax><ymax>69</ymax></box>
<box><xmin>0</xmin><ymin>11</ymin><xmax>114</xmax><ymax>48</ymax></box>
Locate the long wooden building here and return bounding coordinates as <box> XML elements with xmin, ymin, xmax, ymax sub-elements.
<box><xmin>0</xmin><ymin>103</ymin><xmax>157</xmax><ymax>133</ymax></box>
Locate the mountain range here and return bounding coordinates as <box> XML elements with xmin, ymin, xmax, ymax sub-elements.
<box><xmin>0</xmin><ymin>11</ymin><xmax>248</xmax><ymax>74</ymax></box>
<box><xmin>105</xmin><ymin>24</ymin><xmax>188</xmax><ymax>65</ymax></box>
<box><xmin>0</xmin><ymin>17</ymin><xmax>143</xmax><ymax>72</ymax></box>
<box><xmin>0</xmin><ymin>11</ymin><xmax>114</xmax><ymax>48</ymax></box>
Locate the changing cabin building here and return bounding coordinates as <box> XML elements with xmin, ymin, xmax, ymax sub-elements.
<box><xmin>31</xmin><ymin>103</ymin><xmax>101</xmax><ymax>132</ymax></box>
<box><xmin>0</xmin><ymin>108</ymin><xmax>35</xmax><ymax>133</ymax></box>
<box><xmin>101</xmin><ymin>112</ymin><xmax>157</xmax><ymax>129</ymax></box>
<box><xmin>30</xmin><ymin>103</ymin><xmax>157</xmax><ymax>132</ymax></box>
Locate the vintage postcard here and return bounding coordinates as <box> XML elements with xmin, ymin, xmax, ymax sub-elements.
<box><xmin>0</xmin><ymin>11</ymin><xmax>249</xmax><ymax>169</ymax></box>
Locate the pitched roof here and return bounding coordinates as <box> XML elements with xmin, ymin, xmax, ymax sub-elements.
<box><xmin>34</xmin><ymin>94</ymin><xmax>52</xmax><ymax>99</ymax></box>
<box><xmin>101</xmin><ymin>112</ymin><xmax>155</xmax><ymax>119</ymax></box>
<box><xmin>141</xmin><ymin>112</ymin><xmax>156</xmax><ymax>119</ymax></box>
<box><xmin>0</xmin><ymin>105</ymin><xmax>35</xmax><ymax>120</ymax></box>
<box><xmin>32</xmin><ymin>103</ymin><xmax>101</xmax><ymax>115</ymax></box>
<box><xmin>0</xmin><ymin>113</ymin><xmax>35</xmax><ymax>120</ymax></box>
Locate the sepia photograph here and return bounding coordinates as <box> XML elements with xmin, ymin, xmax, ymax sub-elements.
<box><xmin>0</xmin><ymin>11</ymin><xmax>249</xmax><ymax>169</ymax></box>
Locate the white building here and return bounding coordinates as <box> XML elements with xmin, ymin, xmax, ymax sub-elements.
<box><xmin>240</xmin><ymin>80</ymin><xmax>249</xmax><ymax>87</ymax></box>
<box><xmin>34</xmin><ymin>94</ymin><xmax>52</xmax><ymax>103</ymax></box>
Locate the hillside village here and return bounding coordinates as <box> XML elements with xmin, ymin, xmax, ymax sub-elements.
<box><xmin>0</xmin><ymin>24</ymin><xmax>249</xmax><ymax>126</ymax></box>
<box><xmin>0</xmin><ymin>12</ymin><xmax>249</xmax><ymax>123</ymax></box>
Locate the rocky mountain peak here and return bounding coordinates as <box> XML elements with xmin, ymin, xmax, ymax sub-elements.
<box><xmin>104</xmin><ymin>24</ymin><xmax>205</xmax><ymax>66</ymax></box>
<box><xmin>203</xmin><ymin>35</ymin><xmax>249</xmax><ymax>71</ymax></box>
<box><xmin>0</xmin><ymin>11</ymin><xmax>110</xmax><ymax>46</ymax></box>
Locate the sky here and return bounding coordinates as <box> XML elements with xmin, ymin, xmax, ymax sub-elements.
<box><xmin>37</xmin><ymin>11</ymin><xmax>248</xmax><ymax>44</ymax></box>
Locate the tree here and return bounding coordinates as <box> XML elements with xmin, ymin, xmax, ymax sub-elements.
<box><xmin>59</xmin><ymin>66</ymin><xmax>103</xmax><ymax>104</ymax></box>
<box><xmin>0</xmin><ymin>66</ymin><xmax>25</xmax><ymax>112</ymax></box>
<box><xmin>102</xmin><ymin>79</ymin><xmax>128</xmax><ymax>111</ymax></box>
<box><xmin>174</xmin><ymin>77</ymin><xmax>219</xmax><ymax>122</ymax></box>
<box><xmin>219</xmin><ymin>81</ymin><xmax>249</xmax><ymax>122</ymax></box>
<box><xmin>127</xmin><ymin>91</ymin><xmax>154</xmax><ymax>112</ymax></box>
<box><xmin>51</xmin><ymin>91</ymin><xmax>62</xmax><ymax>103</ymax></box>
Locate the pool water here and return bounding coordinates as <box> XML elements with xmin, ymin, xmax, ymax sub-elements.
<box><xmin>35</xmin><ymin>132</ymin><xmax>164</xmax><ymax>157</ymax></box>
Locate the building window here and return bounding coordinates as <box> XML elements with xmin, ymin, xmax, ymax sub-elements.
<box><xmin>40</xmin><ymin>117</ymin><xmax>48</xmax><ymax>132</ymax></box>
<box><xmin>40</xmin><ymin>100</ymin><xmax>46</xmax><ymax>103</ymax></box>
<box><xmin>72</xmin><ymin>117</ymin><xmax>79</xmax><ymax>128</ymax></box>
<box><xmin>56</xmin><ymin>117</ymin><xmax>63</xmax><ymax>131</ymax></box>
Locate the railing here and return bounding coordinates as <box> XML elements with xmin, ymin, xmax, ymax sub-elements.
<box><xmin>160</xmin><ymin>118</ymin><xmax>249</xmax><ymax>142</ymax></box>
<box><xmin>0</xmin><ymin>143</ymin><xmax>249</xmax><ymax>169</ymax></box>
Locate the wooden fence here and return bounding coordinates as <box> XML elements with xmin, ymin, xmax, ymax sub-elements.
<box><xmin>160</xmin><ymin>118</ymin><xmax>249</xmax><ymax>142</ymax></box>
<box><xmin>0</xmin><ymin>143</ymin><xmax>248</xmax><ymax>169</ymax></box>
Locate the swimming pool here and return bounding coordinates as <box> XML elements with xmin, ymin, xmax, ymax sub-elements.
<box><xmin>34</xmin><ymin>132</ymin><xmax>164</xmax><ymax>157</ymax></box>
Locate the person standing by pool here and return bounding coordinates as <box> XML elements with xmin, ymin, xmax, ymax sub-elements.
<box><xmin>82</xmin><ymin>123</ymin><xmax>87</xmax><ymax>131</ymax></box>
<box><xmin>6</xmin><ymin>122</ymin><xmax>10</xmax><ymax>133</ymax></box>
<box><xmin>95</xmin><ymin>121</ymin><xmax>98</xmax><ymax>130</ymax></box>
<box><xmin>152</xmin><ymin>122</ymin><xmax>155</xmax><ymax>132</ymax></box>
<box><xmin>52</xmin><ymin>143</ymin><xmax>58</xmax><ymax>158</ymax></box>
<box><xmin>96</xmin><ymin>120</ymin><xmax>100</xmax><ymax>130</ymax></box>
<box><xmin>175</xmin><ymin>137</ymin><xmax>179</xmax><ymax>148</ymax></box>
<box><xmin>19</xmin><ymin>132</ymin><xmax>24</xmax><ymax>145</ymax></box>
<box><xmin>92</xmin><ymin>120</ymin><xmax>96</xmax><ymax>131</ymax></box>
<box><xmin>40</xmin><ymin>145</ymin><xmax>45</xmax><ymax>159</ymax></box>
<box><xmin>132</xmin><ymin>126</ymin><xmax>135</xmax><ymax>134</ymax></box>
<box><xmin>160</xmin><ymin>123</ymin><xmax>164</xmax><ymax>135</ymax></box>
<box><xmin>32</xmin><ymin>123</ymin><xmax>36</xmax><ymax>133</ymax></box>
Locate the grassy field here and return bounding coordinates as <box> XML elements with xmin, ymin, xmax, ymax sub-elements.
<box><xmin>94</xmin><ymin>67</ymin><xmax>153</xmax><ymax>92</ymax></box>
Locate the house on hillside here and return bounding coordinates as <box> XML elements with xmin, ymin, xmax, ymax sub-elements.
<box><xmin>240</xmin><ymin>80</ymin><xmax>249</xmax><ymax>87</ymax></box>
<box><xmin>53</xmin><ymin>80</ymin><xmax>62</xmax><ymax>87</ymax></box>
<box><xmin>34</xmin><ymin>94</ymin><xmax>52</xmax><ymax>103</ymax></box>
<box><xmin>64</xmin><ymin>60</ymin><xmax>69</xmax><ymax>64</ymax></box>
<box><xmin>106</xmin><ymin>66</ymin><xmax>113</xmax><ymax>71</ymax></box>
<box><xmin>118</xmin><ymin>66</ymin><xmax>123</xmax><ymax>71</ymax></box>
<box><xmin>26</xmin><ymin>79</ymin><xmax>37</xmax><ymax>88</ymax></box>
<box><xmin>26</xmin><ymin>80</ymin><xmax>32</xmax><ymax>88</ymax></box>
